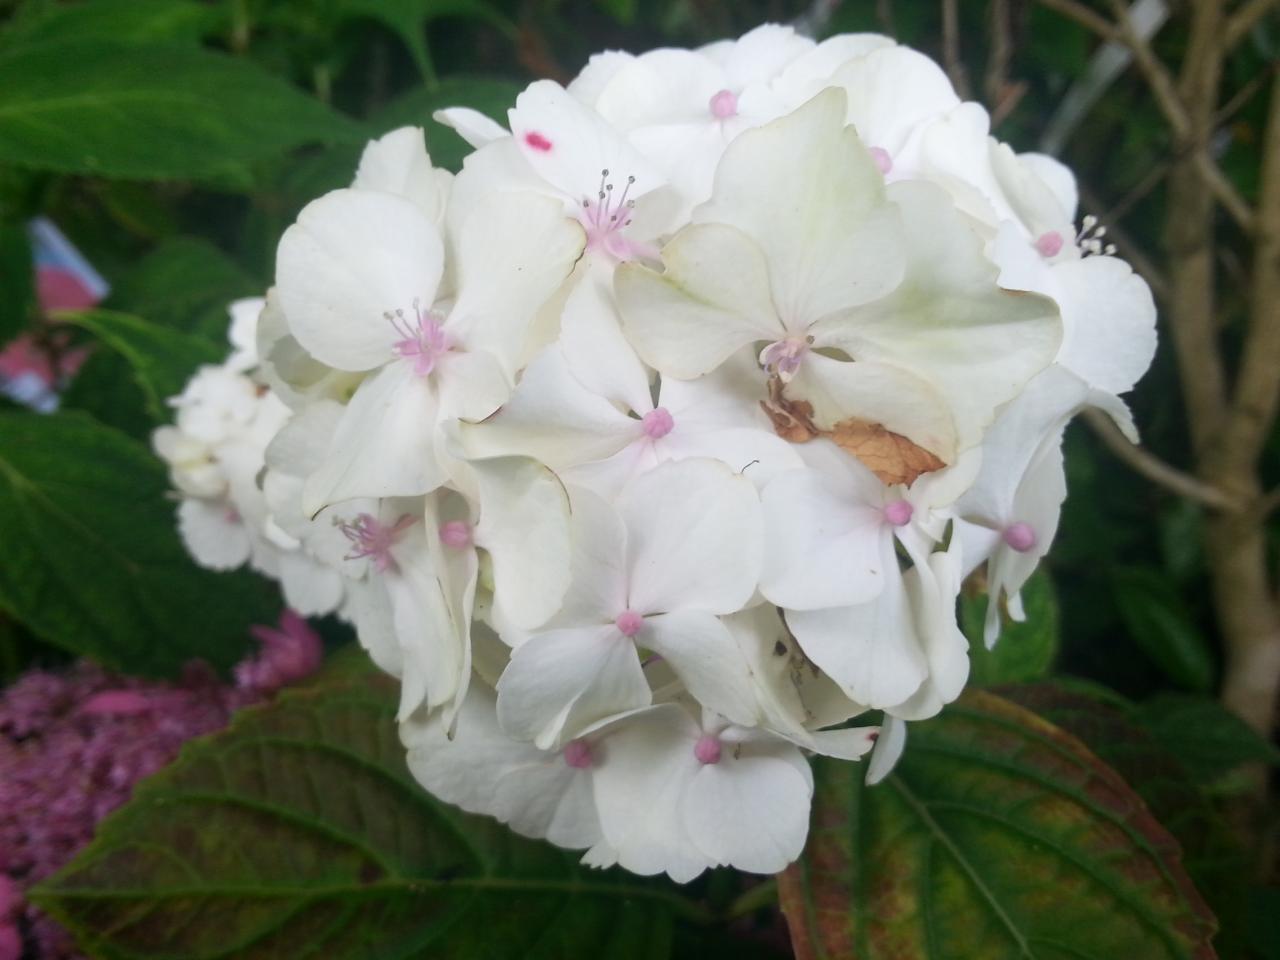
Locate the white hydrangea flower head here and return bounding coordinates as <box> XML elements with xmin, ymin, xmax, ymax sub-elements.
<box><xmin>160</xmin><ymin>23</ymin><xmax>1159</xmax><ymax>883</ymax></box>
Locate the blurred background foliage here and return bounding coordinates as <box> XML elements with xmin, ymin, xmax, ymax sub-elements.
<box><xmin>0</xmin><ymin>0</ymin><xmax>1276</xmax><ymax>957</ymax></box>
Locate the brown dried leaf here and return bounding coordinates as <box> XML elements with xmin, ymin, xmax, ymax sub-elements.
<box><xmin>827</xmin><ymin>417</ymin><xmax>945</xmax><ymax>486</ymax></box>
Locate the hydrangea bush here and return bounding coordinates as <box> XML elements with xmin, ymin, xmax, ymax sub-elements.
<box><xmin>154</xmin><ymin>24</ymin><xmax>1157</xmax><ymax>882</ymax></box>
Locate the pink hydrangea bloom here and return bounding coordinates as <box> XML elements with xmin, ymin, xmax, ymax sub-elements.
<box><xmin>0</xmin><ymin>610</ymin><xmax>322</xmax><ymax>958</ymax></box>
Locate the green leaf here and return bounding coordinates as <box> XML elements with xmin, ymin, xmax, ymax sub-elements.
<box><xmin>1111</xmin><ymin>566</ymin><xmax>1215</xmax><ymax>693</ymax></box>
<box><xmin>34</xmin><ymin>656</ymin><xmax>688</xmax><ymax>959</ymax></box>
<box><xmin>0</xmin><ymin>411</ymin><xmax>276</xmax><ymax>675</ymax></box>
<box><xmin>57</xmin><ymin>310</ymin><xmax>221</xmax><ymax>421</ymax></box>
<box><xmin>1136</xmin><ymin>693</ymin><xmax>1280</xmax><ymax>784</ymax></box>
<box><xmin>778</xmin><ymin>690</ymin><xmax>1218</xmax><ymax>960</ymax></box>
<box><xmin>0</xmin><ymin>219</ymin><xmax>35</xmax><ymax>342</ymax></box>
<box><xmin>60</xmin><ymin>352</ymin><xmax>156</xmax><ymax>441</ymax></box>
<box><xmin>340</xmin><ymin>0</ymin><xmax>517</xmax><ymax>78</ymax></box>
<box><xmin>106</xmin><ymin>236</ymin><xmax>261</xmax><ymax>339</ymax></box>
<box><xmin>0</xmin><ymin>0</ymin><xmax>218</xmax><ymax>51</ymax></box>
<box><xmin>596</xmin><ymin>0</ymin><xmax>639</xmax><ymax>25</ymax></box>
<box><xmin>960</xmin><ymin>570</ymin><xmax>1059</xmax><ymax>684</ymax></box>
<box><xmin>0</xmin><ymin>41</ymin><xmax>364</xmax><ymax>181</ymax></box>
<box><xmin>375</xmin><ymin>75</ymin><xmax>523</xmax><ymax>172</ymax></box>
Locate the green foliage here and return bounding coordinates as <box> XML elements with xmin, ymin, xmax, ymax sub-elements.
<box><xmin>1111</xmin><ymin>567</ymin><xmax>1216</xmax><ymax>694</ymax></box>
<box><xmin>0</xmin><ymin>219</ymin><xmax>33</xmax><ymax>341</ymax></box>
<box><xmin>0</xmin><ymin>0</ymin><xmax>218</xmax><ymax>50</ymax></box>
<box><xmin>778</xmin><ymin>689</ymin><xmax>1218</xmax><ymax>960</ymax></box>
<box><xmin>960</xmin><ymin>570</ymin><xmax>1059</xmax><ymax>685</ymax></box>
<box><xmin>1135</xmin><ymin>693</ymin><xmax>1280</xmax><ymax>786</ymax></box>
<box><xmin>375</xmin><ymin>75</ymin><xmax>525</xmax><ymax>171</ymax></box>
<box><xmin>0</xmin><ymin>411</ymin><xmax>275</xmax><ymax>675</ymax></box>
<box><xmin>34</xmin><ymin>655</ymin><xmax>689</xmax><ymax>959</ymax></box>
<box><xmin>0</xmin><ymin>40</ymin><xmax>363</xmax><ymax>181</ymax></box>
<box><xmin>56</xmin><ymin>310</ymin><xmax>221</xmax><ymax>421</ymax></box>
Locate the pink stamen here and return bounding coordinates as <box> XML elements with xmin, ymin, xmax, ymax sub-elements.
<box><xmin>759</xmin><ymin>338</ymin><xmax>809</xmax><ymax>381</ymax></box>
<box><xmin>694</xmin><ymin>734</ymin><xmax>722</xmax><ymax>765</ymax></box>
<box><xmin>524</xmin><ymin>131</ymin><xmax>553</xmax><ymax>152</ymax></box>
<box><xmin>883</xmin><ymin>499</ymin><xmax>913</xmax><ymax>526</ymax></box>
<box><xmin>388</xmin><ymin>303</ymin><xmax>451</xmax><ymax>376</ymax></box>
<box><xmin>615</xmin><ymin>609</ymin><xmax>644</xmax><ymax>637</ymax></box>
<box><xmin>563</xmin><ymin>738</ymin><xmax>594</xmax><ymax>769</ymax></box>
<box><xmin>580</xmin><ymin>168</ymin><xmax>647</xmax><ymax>261</ymax></box>
<box><xmin>338</xmin><ymin>513</ymin><xmax>416</xmax><ymax>573</ymax></box>
<box><xmin>1035</xmin><ymin>231</ymin><xmax>1064</xmax><ymax>258</ymax></box>
<box><xmin>869</xmin><ymin>146</ymin><xmax>893</xmax><ymax>174</ymax></box>
<box><xmin>1003</xmin><ymin>521</ymin><xmax>1038</xmax><ymax>553</ymax></box>
<box><xmin>709</xmin><ymin>89</ymin><xmax>738</xmax><ymax>120</ymax></box>
<box><xmin>439</xmin><ymin>521</ymin><xmax>472</xmax><ymax>549</ymax></box>
<box><xmin>642</xmin><ymin>407</ymin><xmax>674</xmax><ymax>439</ymax></box>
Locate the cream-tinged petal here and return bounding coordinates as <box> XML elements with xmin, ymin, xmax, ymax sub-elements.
<box><xmin>560</xmin><ymin>258</ymin><xmax>653</xmax><ymax>414</ymax></box>
<box><xmin>353</xmin><ymin>127</ymin><xmax>451</xmax><ymax>222</ymax></box>
<box><xmin>276</xmin><ymin>189</ymin><xmax>444</xmax><ymax>371</ymax></box>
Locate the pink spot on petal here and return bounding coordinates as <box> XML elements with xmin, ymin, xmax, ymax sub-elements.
<box><xmin>694</xmin><ymin>734</ymin><xmax>722</xmax><ymax>765</ymax></box>
<box><xmin>883</xmin><ymin>499</ymin><xmax>913</xmax><ymax>526</ymax></box>
<box><xmin>439</xmin><ymin>521</ymin><xmax>472</xmax><ymax>549</ymax></box>
<box><xmin>524</xmin><ymin>131</ymin><xmax>553</xmax><ymax>152</ymax></box>
<box><xmin>1003</xmin><ymin>521</ymin><xmax>1038</xmax><ymax>553</ymax></box>
<box><xmin>615</xmin><ymin>609</ymin><xmax>644</xmax><ymax>637</ymax></box>
<box><xmin>642</xmin><ymin>407</ymin><xmax>674</xmax><ymax>439</ymax></box>
<box><xmin>709</xmin><ymin>89</ymin><xmax>738</xmax><ymax>120</ymax></box>
<box><xmin>563</xmin><ymin>738</ymin><xmax>594</xmax><ymax>769</ymax></box>
<box><xmin>869</xmin><ymin>146</ymin><xmax>893</xmax><ymax>175</ymax></box>
<box><xmin>1035</xmin><ymin>231</ymin><xmax>1064</xmax><ymax>257</ymax></box>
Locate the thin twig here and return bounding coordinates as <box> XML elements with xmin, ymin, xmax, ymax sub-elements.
<box><xmin>941</xmin><ymin>0</ymin><xmax>971</xmax><ymax>98</ymax></box>
<box><xmin>1257</xmin><ymin>485</ymin><xmax>1280</xmax><ymax>518</ymax></box>
<box><xmin>1226</xmin><ymin>0</ymin><xmax>1280</xmax><ymax>50</ymax></box>
<box><xmin>1215</xmin><ymin>63</ymin><xmax>1278</xmax><ymax>126</ymax></box>
<box><xmin>1081</xmin><ymin>408</ymin><xmax>1242</xmax><ymax>511</ymax></box>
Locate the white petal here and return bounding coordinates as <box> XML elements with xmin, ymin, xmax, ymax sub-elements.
<box><xmin>177</xmin><ymin>498</ymin><xmax>251</xmax><ymax>570</ymax></box>
<box><xmin>642</xmin><ymin>611</ymin><xmax>760</xmax><ymax>727</ymax></box>
<box><xmin>302</xmin><ymin>361</ymin><xmax>444</xmax><ymax>513</ymax></box>
<box><xmin>496</xmin><ymin>624</ymin><xmax>650</xmax><ymax>749</ymax></box>
<box><xmin>696</xmin><ymin>87</ymin><xmax>906</xmax><ymax>328</ymax></box>
<box><xmin>1054</xmin><ymin>256</ymin><xmax>1157</xmax><ymax>396</ymax></box>
<box><xmin>544</xmin><ymin>485</ymin><xmax>630</xmax><ymax>628</ymax></box>
<box><xmin>682</xmin><ymin>737</ymin><xmax>813</xmax><ymax>874</ymax></box>
<box><xmin>619</xmin><ymin>458</ymin><xmax>762</xmax><ymax>615</ymax></box>
<box><xmin>432</xmin><ymin>107</ymin><xmax>509</xmax><ymax>149</ymax></box>
<box><xmin>472</xmin><ymin>456</ymin><xmax>572</xmax><ymax>631</ymax></box>
<box><xmin>277</xmin><ymin>550</ymin><xmax>345</xmax><ymax>616</ymax></box>
<box><xmin>889</xmin><ymin>540</ymin><xmax>969</xmax><ymax>720</ymax></box>
<box><xmin>785</xmin><ymin>538</ymin><xmax>927</xmax><ymax>709</ymax></box>
<box><xmin>435</xmin><ymin>348</ymin><xmax>511</xmax><ymax>423</ymax></box>
<box><xmin>760</xmin><ymin>464</ymin><xmax>889</xmax><ymax>610</ymax></box>
<box><xmin>446</xmin><ymin>190</ymin><xmax>585</xmax><ymax>373</ymax></box>
<box><xmin>353</xmin><ymin>127</ymin><xmax>451</xmax><ymax>222</ymax></box>
<box><xmin>829</xmin><ymin>46</ymin><xmax>960</xmax><ymax>156</ymax></box>
<box><xmin>865</xmin><ymin>714</ymin><xmax>907</xmax><ymax>785</ymax></box>
<box><xmin>616</xmin><ymin>222</ymin><xmax>781</xmax><ymax>379</ymax></box>
<box><xmin>508</xmin><ymin>80</ymin><xmax>665</xmax><ymax>203</ymax></box>
<box><xmin>560</xmin><ymin>258</ymin><xmax>652</xmax><ymax>414</ymax></box>
<box><xmin>275</xmin><ymin>189</ymin><xmax>444</xmax><ymax>371</ymax></box>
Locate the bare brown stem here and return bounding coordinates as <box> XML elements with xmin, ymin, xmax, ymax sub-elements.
<box><xmin>1226</xmin><ymin>0</ymin><xmax>1280</xmax><ymax>50</ymax></box>
<box><xmin>941</xmin><ymin>0</ymin><xmax>971</xmax><ymax>97</ymax></box>
<box><xmin>1080</xmin><ymin>409</ymin><xmax>1242</xmax><ymax>511</ymax></box>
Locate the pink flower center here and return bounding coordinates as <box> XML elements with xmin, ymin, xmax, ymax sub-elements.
<box><xmin>869</xmin><ymin>146</ymin><xmax>893</xmax><ymax>174</ymax></box>
<box><xmin>1035</xmin><ymin>231</ymin><xmax>1064</xmax><ymax>258</ymax></box>
<box><xmin>580</xmin><ymin>168</ymin><xmax>650</xmax><ymax>261</ymax></box>
<box><xmin>694</xmin><ymin>734</ymin><xmax>722</xmax><ymax>765</ymax></box>
<box><xmin>563</xmin><ymin>738</ymin><xmax>594</xmax><ymax>769</ymax></box>
<box><xmin>709</xmin><ymin>89</ymin><xmax>738</xmax><ymax>119</ymax></box>
<box><xmin>339</xmin><ymin>513</ymin><xmax>416</xmax><ymax>573</ymax></box>
<box><xmin>615</xmin><ymin>609</ymin><xmax>644</xmax><ymax>637</ymax></box>
<box><xmin>759</xmin><ymin>337</ymin><xmax>809</xmax><ymax>381</ymax></box>
<box><xmin>883</xmin><ymin>499</ymin><xmax>914</xmax><ymax>526</ymax></box>
<box><xmin>642</xmin><ymin>407</ymin><xmax>674</xmax><ymax>439</ymax></box>
<box><xmin>388</xmin><ymin>303</ymin><xmax>451</xmax><ymax>376</ymax></box>
<box><xmin>439</xmin><ymin>521</ymin><xmax>472</xmax><ymax>548</ymax></box>
<box><xmin>1003</xmin><ymin>521</ymin><xmax>1038</xmax><ymax>553</ymax></box>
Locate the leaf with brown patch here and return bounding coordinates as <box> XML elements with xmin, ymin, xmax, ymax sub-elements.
<box><xmin>778</xmin><ymin>689</ymin><xmax>1218</xmax><ymax>960</ymax></box>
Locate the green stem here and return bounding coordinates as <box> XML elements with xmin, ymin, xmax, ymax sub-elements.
<box><xmin>724</xmin><ymin>879</ymin><xmax>779</xmax><ymax>920</ymax></box>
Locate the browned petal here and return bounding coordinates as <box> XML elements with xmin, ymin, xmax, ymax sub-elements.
<box><xmin>827</xmin><ymin>417</ymin><xmax>945</xmax><ymax>486</ymax></box>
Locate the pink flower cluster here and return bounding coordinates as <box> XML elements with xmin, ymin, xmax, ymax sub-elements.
<box><xmin>0</xmin><ymin>611</ymin><xmax>322</xmax><ymax>959</ymax></box>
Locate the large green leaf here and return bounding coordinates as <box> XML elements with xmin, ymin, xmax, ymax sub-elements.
<box><xmin>960</xmin><ymin>570</ymin><xmax>1059</xmax><ymax>685</ymax></box>
<box><xmin>0</xmin><ymin>220</ymin><xmax>34</xmax><ymax>342</ymax></box>
<box><xmin>0</xmin><ymin>41</ymin><xmax>364</xmax><ymax>181</ymax></box>
<box><xmin>0</xmin><ymin>411</ymin><xmax>276</xmax><ymax>675</ymax></box>
<box><xmin>778</xmin><ymin>690</ymin><xmax>1217</xmax><ymax>960</ymax></box>
<box><xmin>0</xmin><ymin>0</ymin><xmax>218</xmax><ymax>51</ymax></box>
<box><xmin>34</xmin><ymin>656</ymin><xmax>688</xmax><ymax>959</ymax></box>
<box><xmin>1111</xmin><ymin>566</ymin><xmax>1215</xmax><ymax>693</ymax></box>
<box><xmin>340</xmin><ymin>0</ymin><xmax>516</xmax><ymax>78</ymax></box>
<box><xmin>57</xmin><ymin>310</ymin><xmax>221</xmax><ymax>421</ymax></box>
<box><xmin>1135</xmin><ymin>693</ymin><xmax>1280</xmax><ymax>785</ymax></box>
